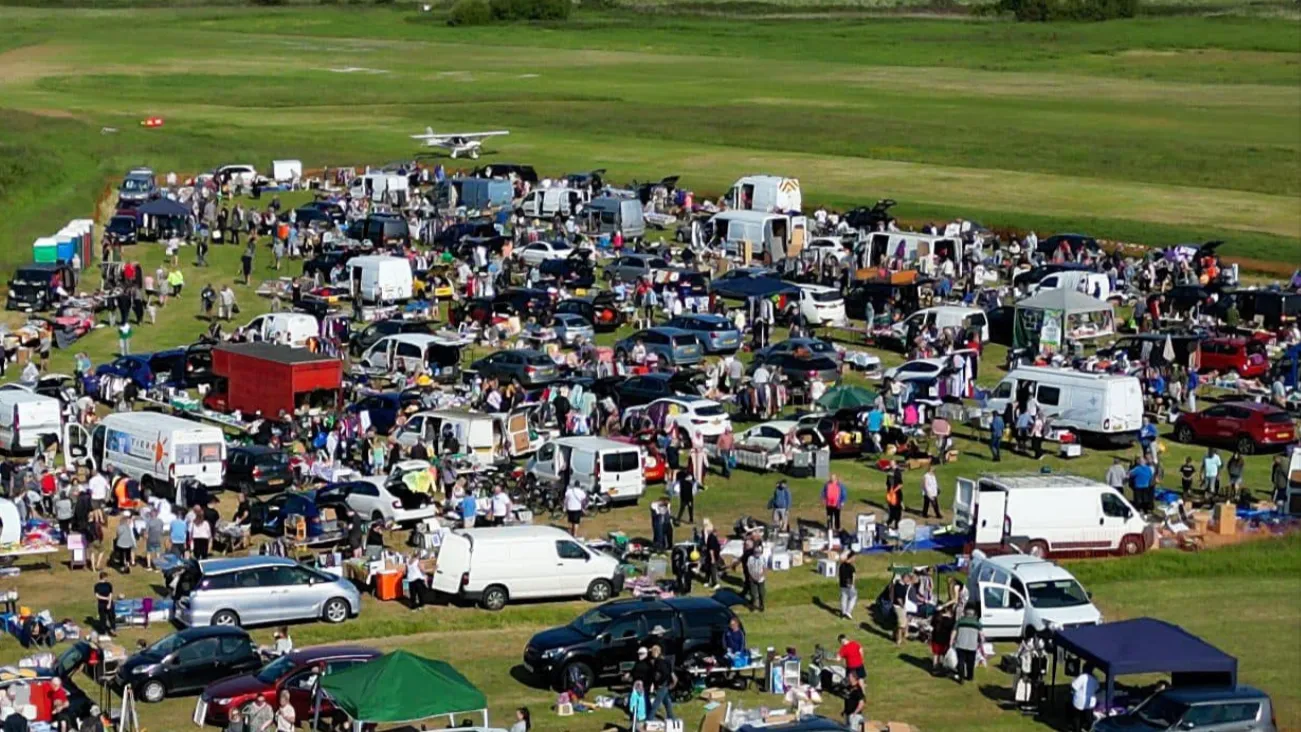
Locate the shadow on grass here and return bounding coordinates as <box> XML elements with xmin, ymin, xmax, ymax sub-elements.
<box><xmin>810</xmin><ymin>596</ymin><xmax>843</xmax><ymax>619</ymax></box>
<box><xmin>509</xmin><ymin>664</ymin><xmax>552</xmax><ymax>690</ymax></box>
<box><xmin>896</xmin><ymin>652</ymin><xmax>936</xmax><ymax>675</ymax></box>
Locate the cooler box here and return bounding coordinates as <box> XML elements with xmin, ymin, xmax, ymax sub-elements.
<box><xmin>375</xmin><ymin>570</ymin><xmax>403</xmax><ymax>601</ymax></box>
<box><xmin>32</xmin><ymin>237</ymin><xmax>58</xmax><ymax>264</ymax></box>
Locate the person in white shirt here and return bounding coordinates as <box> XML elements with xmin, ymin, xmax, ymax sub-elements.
<box><xmin>405</xmin><ymin>554</ymin><xmax>428</xmax><ymax>610</ymax></box>
<box><xmin>490</xmin><ymin>485</ymin><xmax>512</xmax><ymax>526</ymax></box>
<box><xmin>921</xmin><ymin>465</ymin><xmax>941</xmax><ymax>519</ymax></box>
<box><xmin>1070</xmin><ymin>665</ymin><xmax>1099</xmax><ymax>732</ymax></box>
<box><xmin>88</xmin><ymin>471</ymin><xmax>109</xmax><ymax>509</ymax></box>
<box><xmin>564</xmin><ymin>483</ymin><xmax>587</xmax><ymax>537</ymax></box>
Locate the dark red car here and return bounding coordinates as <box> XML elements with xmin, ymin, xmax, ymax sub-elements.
<box><xmin>197</xmin><ymin>646</ymin><xmax>380</xmax><ymax>727</ymax></box>
<box><xmin>1198</xmin><ymin>336</ymin><xmax>1269</xmax><ymax>379</ymax></box>
<box><xmin>1173</xmin><ymin>401</ymin><xmax>1296</xmax><ymax>454</ymax></box>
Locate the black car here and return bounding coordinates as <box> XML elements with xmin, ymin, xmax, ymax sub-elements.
<box><xmin>6</xmin><ymin>263</ymin><xmax>76</xmax><ymax>312</ymax></box>
<box><xmin>842</xmin><ymin>199</ymin><xmax>897</xmax><ymax>233</ymax></box>
<box><xmin>472</xmin><ymin>162</ymin><xmax>538</xmax><ymax>184</ymax></box>
<box><xmin>523</xmin><ymin>594</ymin><xmax>744</xmax><ymax>692</ymax></box>
<box><xmin>299</xmin><ymin>199</ymin><xmax>346</xmax><ymax>224</ymax></box>
<box><xmin>616</xmin><ymin>371</ymin><xmax>708</xmax><ymax>408</ymax></box>
<box><xmin>302</xmin><ymin>248</ymin><xmax>360</xmax><ymax>281</ymax></box>
<box><xmin>751</xmin><ymin>352</ymin><xmax>840</xmax><ymax>386</ymax></box>
<box><xmin>225</xmin><ymin>445</ymin><xmax>294</xmax><ymax>495</ymax></box>
<box><xmin>349</xmin><ymin>318</ymin><xmax>436</xmax><ymax>358</ymax></box>
<box><xmin>435</xmin><ymin>221</ymin><xmax>499</xmax><ymax>249</ymax></box>
<box><xmin>116</xmin><ymin>626</ymin><xmax>262</xmax><ymax>703</ymax></box>
<box><xmin>555</xmin><ymin>292</ymin><xmax>626</xmax><ymax>332</ymax></box>
<box><xmin>844</xmin><ymin>278</ymin><xmax>935</xmax><ymax>321</ymax></box>
<box><xmin>347</xmin><ymin>213</ymin><xmax>409</xmax><ymax>247</ymax></box>
<box><xmin>105</xmin><ymin>214</ymin><xmax>138</xmax><ymax>245</ymax></box>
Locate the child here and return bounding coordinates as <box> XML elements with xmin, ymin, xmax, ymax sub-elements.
<box><xmin>117</xmin><ymin>321</ymin><xmax>132</xmax><ymax>356</ymax></box>
<box><xmin>627</xmin><ymin>680</ymin><xmax>647</xmax><ymax>732</ymax></box>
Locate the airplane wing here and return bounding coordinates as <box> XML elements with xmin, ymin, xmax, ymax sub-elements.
<box><xmin>410</xmin><ymin>129</ymin><xmax>509</xmax><ymax>142</ymax></box>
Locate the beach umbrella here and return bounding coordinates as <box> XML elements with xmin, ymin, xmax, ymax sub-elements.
<box><xmin>817</xmin><ymin>385</ymin><xmax>877</xmax><ymax>411</ymax></box>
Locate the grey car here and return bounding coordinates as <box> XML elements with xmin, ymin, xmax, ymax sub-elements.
<box><xmin>755</xmin><ymin>337</ymin><xmax>841</xmax><ymax>362</ymax></box>
<box><xmin>664</xmin><ymin>314</ymin><xmax>741</xmax><ymax>354</ymax></box>
<box><xmin>470</xmin><ymin>348</ymin><xmax>560</xmax><ymax>387</ymax></box>
<box><xmin>751</xmin><ymin>352</ymin><xmax>841</xmax><ymax>386</ymax></box>
<box><xmin>602</xmin><ymin>253</ymin><xmax>671</xmax><ymax>284</ymax></box>
<box><xmin>1092</xmin><ymin>685</ymin><xmax>1276</xmax><ymax>732</ymax></box>
<box><xmin>172</xmin><ymin>556</ymin><xmax>362</xmax><ymax>628</ymax></box>
<box><xmin>614</xmin><ymin>327</ymin><xmax>703</xmax><ymax>367</ymax></box>
<box><xmin>551</xmin><ymin>313</ymin><xmax>596</xmax><ymax>347</ymax></box>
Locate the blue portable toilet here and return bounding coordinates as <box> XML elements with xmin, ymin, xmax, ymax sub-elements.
<box><xmin>54</xmin><ymin>229</ymin><xmax>78</xmax><ymax>263</ymax></box>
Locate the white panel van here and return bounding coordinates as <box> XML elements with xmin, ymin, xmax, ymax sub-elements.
<box><xmin>1030</xmin><ymin>270</ymin><xmax>1112</xmax><ymax>300</ymax></box>
<box><xmin>243</xmin><ymin>312</ymin><xmax>318</xmax><ymax>348</ymax></box>
<box><xmin>892</xmin><ymin>305</ymin><xmax>989</xmax><ymax>343</ymax></box>
<box><xmin>967</xmin><ymin>550</ymin><xmax>1101</xmax><ymax>639</ymax></box>
<box><xmin>0</xmin><ymin>391</ymin><xmax>62</xmax><ymax>452</ymax></box>
<box><xmin>526</xmin><ymin>437</ymin><xmax>646</xmax><ymax>504</ymax></box>
<box><xmin>347</xmin><ymin>255</ymin><xmax>413</xmax><ymax>304</ymax></box>
<box><xmin>519</xmin><ymin>187</ymin><xmax>589</xmax><ymax>219</ymax></box>
<box><xmin>985</xmin><ymin>367</ymin><xmax>1142</xmax><ymax>444</ymax></box>
<box><xmin>953</xmin><ymin>473</ymin><xmax>1150</xmax><ymax>558</ymax></box>
<box><xmin>431</xmin><ymin>526</ymin><xmax>623</xmax><ymax>610</ymax></box>
<box><xmin>65</xmin><ymin>412</ymin><xmax>227</xmax><ymax>493</ymax></box>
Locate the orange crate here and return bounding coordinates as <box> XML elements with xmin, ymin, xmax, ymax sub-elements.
<box><xmin>375</xmin><ymin>571</ymin><xmax>403</xmax><ymax>601</ymax></box>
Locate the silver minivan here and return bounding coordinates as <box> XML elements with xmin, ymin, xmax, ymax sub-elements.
<box><xmin>172</xmin><ymin>556</ymin><xmax>361</xmax><ymax>628</ymax></box>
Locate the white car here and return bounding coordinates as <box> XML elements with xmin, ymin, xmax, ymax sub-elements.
<box><xmin>734</xmin><ymin>420</ymin><xmax>798</xmax><ymax>453</ymax></box>
<box><xmin>804</xmin><ymin>236</ymin><xmax>851</xmax><ymax>262</ymax></box>
<box><xmin>790</xmin><ymin>284</ymin><xmax>848</xmax><ymax>327</ymax></box>
<box><xmin>515</xmin><ymin>240</ymin><xmax>574</xmax><ymax>267</ymax></box>
<box><xmin>881</xmin><ymin>357</ymin><xmax>947</xmax><ymax>384</ymax></box>
<box><xmin>625</xmin><ymin>396</ymin><xmax>731</xmax><ymax>440</ymax></box>
<box><xmin>319</xmin><ymin>467</ymin><xmax>438</xmax><ymax>525</ymax></box>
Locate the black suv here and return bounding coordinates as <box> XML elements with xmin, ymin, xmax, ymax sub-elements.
<box><xmin>225</xmin><ymin>445</ymin><xmax>295</xmax><ymax>495</ymax></box>
<box><xmin>116</xmin><ymin>626</ymin><xmax>261</xmax><ymax>703</ymax></box>
<box><xmin>522</xmin><ymin>594</ymin><xmax>743</xmax><ymax>691</ymax></box>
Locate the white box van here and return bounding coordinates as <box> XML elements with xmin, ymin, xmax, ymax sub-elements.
<box><xmin>953</xmin><ymin>473</ymin><xmax>1150</xmax><ymax>558</ymax></box>
<box><xmin>967</xmin><ymin>550</ymin><xmax>1101</xmax><ymax>640</ymax></box>
<box><xmin>790</xmin><ymin>284</ymin><xmax>848</xmax><ymax>327</ymax></box>
<box><xmin>431</xmin><ymin>525</ymin><xmax>624</xmax><ymax>610</ymax></box>
<box><xmin>985</xmin><ymin>367</ymin><xmax>1142</xmax><ymax>444</ymax></box>
<box><xmin>526</xmin><ymin>437</ymin><xmax>646</xmax><ymax>503</ymax></box>
<box><xmin>347</xmin><ymin>255</ymin><xmax>413</xmax><ymax>304</ymax></box>
<box><xmin>349</xmin><ymin>172</ymin><xmax>409</xmax><ymax>204</ymax></box>
<box><xmin>705</xmin><ymin>210</ymin><xmax>808</xmax><ymax>264</ymax></box>
<box><xmin>65</xmin><ymin>412</ymin><xmax>227</xmax><ymax>493</ymax></box>
<box><xmin>1030</xmin><ymin>270</ymin><xmax>1111</xmax><ymax>300</ymax></box>
<box><xmin>892</xmin><ymin>305</ymin><xmax>989</xmax><ymax>343</ymax></box>
<box><xmin>271</xmin><ymin>159</ymin><xmax>302</xmax><ymax>184</ymax></box>
<box><xmin>725</xmin><ymin>175</ymin><xmax>802</xmax><ymax>213</ymax></box>
<box><xmin>243</xmin><ymin>312</ymin><xmax>318</xmax><ymax>348</ymax></box>
<box><xmin>519</xmin><ymin>186</ymin><xmax>589</xmax><ymax>219</ymax></box>
<box><xmin>0</xmin><ymin>391</ymin><xmax>61</xmax><ymax>452</ymax></box>
<box><xmin>394</xmin><ymin>407</ymin><xmax>539</xmax><ymax>463</ymax></box>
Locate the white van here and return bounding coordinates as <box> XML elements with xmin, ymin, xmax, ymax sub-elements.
<box><xmin>65</xmin><ymin>412</ymin><xmax>227</xmax><ymax>493</ymax></box>
<box><xmin>787</xmin><ymin>284</ymin><xmax>848</xmax><ymax>327</ymax></box>
<box><xmin>360</xmin><ymin>333</ymin><xmax>464</xmax><ymax>377</ymax></box>
<box><xmin>953</xmin><ymin>473</ymin><xmax>1150</xmax><ymax>558</ymax></box>
<box><xmin>985</xmin><ymin>367</ymin><xmax>1142</xmax><ymax>443</ymax></box>
<box><xmin>243</xmin><ymin>312</ymin><xmax>318</xmax><ymax>348</ymax></box>
<box><xmin>526</xmin><ymin>437</ymin><xmax>646</xmax><ymax>503</ymax></box>
<box><xmin>519</xmin><ymin>186</ymin><xmax>589</xmax><ymax>218</ymax></box>
<box><xmin>349</xmin><ymin>172</ymin><xmax>409</xmax><ymax>204</ymax></box>
<box><xmin>864</xmin><ymin>230</ymin><xmax>965</xmax><ymax>272</ymax></box>
<box><xmin>0</xmin><ymin>391</ymin><xmax>61</xmax><ymax>452</ymax></box>
<box><xmin>967</xmin><ymin>550</ymin><xmax>1102</xmax><ymax>640</ymax></box>
<box><xmin>725</xmin><ymin>175</ymin><xmax>802</xmax><ymax>213</ymax></box>
<box><xmin>892</xmin><ymin>305</ymin><xmax>989</xmax><ymax>343</ymax></box>
<box><xmin>348</xmin><ymin>255</ymin><xmax>413</xmax><ymax>304</ymax></box>
<box><xmin>393</xmin><ymin>408</ymin><xmax>534</xmax><ymax>466</ymax></box>
<box><xmin>705</xmin><ymin>210</ymin><xmax>808</xmax><ymax>264</ymax></box>
<box><xmin>271</xmin><ymin>160</ymin><xmax>302</xmax><ymax>184</ymax></box>
<box><xmin>1030</xmin><ymin>270</ymin><xmax>1111</xmax><ymax>300</ymax></box>
<box><xmin>432</xmin><ymin>525</ymin><xmax>623</xmax><ymax>610</ymax></box>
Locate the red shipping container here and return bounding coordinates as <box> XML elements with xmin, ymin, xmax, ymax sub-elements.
<box><xmin>210</xmin><ymin>342</ymin><xmax>342</xmax><ymax>416</ymax></box>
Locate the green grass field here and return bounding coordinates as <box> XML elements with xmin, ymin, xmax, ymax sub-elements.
<box><xmin>0</xmin><ymin>4</ymin><xmax>1299</xmax><ymax>731</ymax></box>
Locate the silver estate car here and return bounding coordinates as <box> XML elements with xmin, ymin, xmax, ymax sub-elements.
<box><xmin>172</xmin><ymin>556</ymin><xmax>361</xmax><ymax>628</ymax></box>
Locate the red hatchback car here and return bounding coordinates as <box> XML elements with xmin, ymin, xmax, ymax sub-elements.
<box><xmin>1173</xmin><ymin>401</ymin><xmax>1297</xmax><ymax>454</ymax></box>
<box><xmin>1198</xmin><ymin>336</ymin><xmax>1270</xmax><ymax>378</ymax></box>
<box><xmin>196</xmin><ymin>646</ymin><xmax>380</xmax><ymax>727</ymax></box>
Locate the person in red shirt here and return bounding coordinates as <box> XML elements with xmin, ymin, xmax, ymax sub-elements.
<box><xmin>837</xmin><ymin>634</ymin><xmax>865</xmax><ymax>681</ymax></box>
<box><xmin>40</xmin><ymin>472</ymin><xmax>57</xmax><ymax>515</ymax></box>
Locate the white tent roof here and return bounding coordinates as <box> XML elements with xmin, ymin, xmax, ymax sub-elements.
<box><xmin>1016</xmin><ymin>288</ymin><xmax>1113</xmax><ymax>314</ymax></box>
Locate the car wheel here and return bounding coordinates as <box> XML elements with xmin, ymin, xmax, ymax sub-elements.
<box><xmin>371</xmin><ymin>510</ymin><xmax>385</xmax><ymax>523</ymax></box>
<box><xmin>481</xmin><ymin>585</ymin><xmax>509</xmax><ymax>611</ymax></box>
<box><xmin>1236</xmin><ymin>435</ymin><xmax>1257</xmax><ymax>455</ymax></box>
<box><xmin>558</xmin><ymin>661</ymin><xmax>594</xmax><ymax>693</ymax></box>
<box><xmin>323</xmin><ymin>598</ymin><xmax>350</xmax><ymax>624</ymax></box>
<box><xmin>140</xmin><ymin>680</ymin><xmax>167</xmax><ymax>703</ymax></box>
<box><xmin>211</xmin><ymin>610</ymin><xmax>240</xmax><ymax>627</ymax></box>
<box><xmin>1119</xmin><ymin>534</ymin><xmax>1144</xmax><ymax>556</ymax></box>
<box><xmin>1175</xmin><ymin>424</ymin><xmax>1195</xmax><ymax>444</ymax></box>
<box><xmin>1025</xmin><ymin>540</ymin><xmax>1050</xmax><ymax>559</ymax></box>
<box><xmin>585</xmin><ymin>578</ymin><xmax>613</xmax><ymax>603</ymax></box>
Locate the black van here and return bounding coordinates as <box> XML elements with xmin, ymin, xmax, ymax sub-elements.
<box><xmin>6</xmin><ymin>263</ymin><xmax>75</xmax><ymax>311</ymax></box>
<box><xmin>347</xmin><ymin>213</ymin><xmax>409</xmax><ymax>248</ymax></box>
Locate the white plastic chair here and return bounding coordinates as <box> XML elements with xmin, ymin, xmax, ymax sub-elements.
<box><xmin>897</xmin><ymin>519</ymin><xmax>918</xmax><ymax>553</ymax></box>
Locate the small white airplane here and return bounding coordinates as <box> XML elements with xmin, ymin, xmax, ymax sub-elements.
<box><xmin>409</xmin><ymin>127</ymin><xmax>509</xmax><ymax>159</ymax></box>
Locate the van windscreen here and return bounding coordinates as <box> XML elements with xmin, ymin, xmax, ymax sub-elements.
<box><xmin>602</xmin><ymin>451</ymin><xmax>640</xmax><ymax>473</ymax></box>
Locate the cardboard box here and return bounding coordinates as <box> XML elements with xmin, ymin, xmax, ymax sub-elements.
<box><xmin>700</xmin><ymin>688</ymin><xmax>726</xmax><ymax>702</ymax></box>
<box><xmin>1212</xmin><ymin>503</ymin><xmax>1236</xmax><ymax>535</ymax></box>
<box><xmin>789</xmin><ymin>550</ymin><xmax>805</xmax><ymax>567</ymax></box>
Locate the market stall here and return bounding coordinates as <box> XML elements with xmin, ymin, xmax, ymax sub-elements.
<box><xmin>1013</xmin><ymin>289</ymin><xmax>1115</xmax><ymax>353</ymax></box>
<box><xmin>134</xmin><ymin>197</ymin><xmax>194</xmax><ymax>242</ymax></box>
<box><xmin>315</xmin><ymin>650</ymin><xmax>489</xmax><ymax>731</ymax></box>
<box><xmin>1052</xmin><ymin>617</ymin><xmax>1238</xmax><ymax>712</ymax></box>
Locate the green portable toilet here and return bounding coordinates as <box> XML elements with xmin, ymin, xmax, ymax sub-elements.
<box><xmin>32</xmin><ymin>236</ymin><xmax>58</xmax><ymax>264</ymax></box>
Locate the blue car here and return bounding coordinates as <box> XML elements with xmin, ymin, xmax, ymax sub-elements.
<box><xmin>94</xmin><ymin>349</ymin><xmax>185</xmax><ymax>389</ymax></box>
<box><xmin>614</xmin><ymin>327</ymin><xmax>704</xmax><ymax>367</ymax></box>
<box><xmin>664</xmin><ymin>314</ymin><xmax>741</xmax><ymax>354</ymax></box>
<box><xmin>346</xmin><ymin>391</ymin><xmax>424</xmax><ymax>435</ymax></box>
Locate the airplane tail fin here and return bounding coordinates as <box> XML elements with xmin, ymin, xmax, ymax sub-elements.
<box><xmin>426</xmin><ymin>126</ymin><xmax>434</xmax><ymax>136</ymax></box>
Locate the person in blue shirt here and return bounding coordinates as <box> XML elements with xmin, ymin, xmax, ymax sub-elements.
<box><xmin>989</xmin><ymin>411</ymin><xmax>1005</xmax><ymax>463</ymax></box>
<box><xmin>866</xmin><ymin>407</ymin><xmax>885</xmax><ymax>453</ymax></box>
<box><xmin>1138</xmin><ymin>418</ymin><xmax>1159</xmax><ymax>465</ymax></box>
<box><xmin>1128</xmin><ymin>456</ymin><xmax>1155</xmax><ymax>512</ymax></box>
<box><xmin>723</xmin><ymin>617</ymin><xmax>747</xmax><ymax>657</ymax></box>
<box><xmin>460</xmin><ymin>493</ymin><xmax>478</xmax><ymax>529</ymax></box>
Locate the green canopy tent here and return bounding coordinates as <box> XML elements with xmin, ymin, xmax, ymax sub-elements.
<box><xmin>817</xmin><ymin>384</ymin><xmax>878</xmax><ymax>411</ymax></box>
<box><xmin>315</xmin><ymin>650</ymin><xmax>489</xmax><ymax>730</ymax></box>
